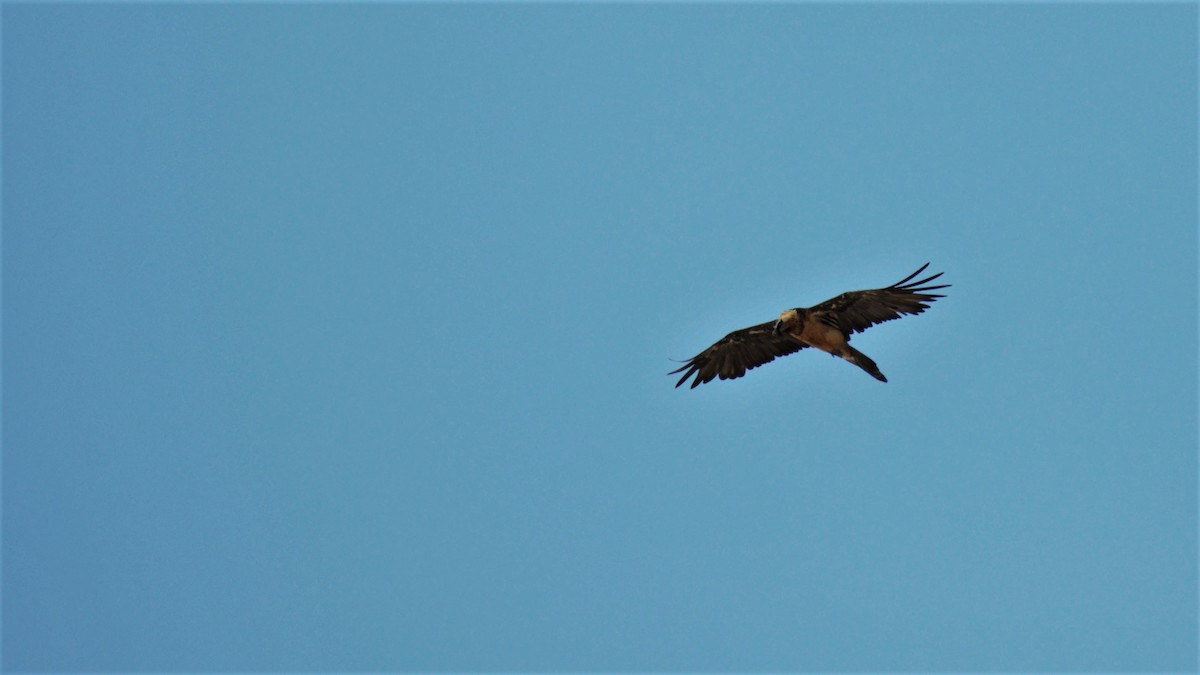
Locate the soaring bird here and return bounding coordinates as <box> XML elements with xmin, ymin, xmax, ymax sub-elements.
<box><xmin>670</xmin><ymin>263</ymin><xmax>949</xmax><ymax>387</ymax></box>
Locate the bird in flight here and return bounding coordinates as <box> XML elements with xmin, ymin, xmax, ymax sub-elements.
<box><xmin>670</xmin><ymin>263</ymin><xmax>949</xmax><ymax>387</ymax></box>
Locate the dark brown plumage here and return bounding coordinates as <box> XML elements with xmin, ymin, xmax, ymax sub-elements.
<box><xmin>670</xmin><ymin>263</ymin><xmax>949</xmax><ymax>387</ymax></box>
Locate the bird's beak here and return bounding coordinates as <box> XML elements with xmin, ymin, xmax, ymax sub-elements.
<box><xmin>772</xmin><ymin>320</ymin><xmax>783</xmax><ymax>335</ymax></box>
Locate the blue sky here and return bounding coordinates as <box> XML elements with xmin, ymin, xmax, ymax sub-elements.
<box><xmin>3</xmin><ymin>3</ymin><xmax>1196</xmax><ymax>672</ymax></box>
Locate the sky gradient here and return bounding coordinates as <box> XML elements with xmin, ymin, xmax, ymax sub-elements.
<box><xmin>3</xmin><ymin>3</ymin><xmax>1197</xmax><ymax>671</ymax></box>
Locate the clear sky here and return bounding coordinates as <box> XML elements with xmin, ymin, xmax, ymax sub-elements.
<box><xmin>3</xmin><ymin>3</ymin><xmax>1196</xmax><ymax>672</ymax></box>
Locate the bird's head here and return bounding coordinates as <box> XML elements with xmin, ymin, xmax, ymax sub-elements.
<box><xmin>774</xmin><ymin>309</ymin><xmax>801</xmax><ymax>335</ymax></box>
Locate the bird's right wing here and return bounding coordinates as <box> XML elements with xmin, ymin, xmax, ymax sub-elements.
<box><xmin>670</xmin><ymin>321</ymin><xmax>809</xmax><ymax>388</ymax></box>
<box><xmin>808</xmin><ymin>263</ymin><xmax>949</xmax><ymax>335</ymax></box>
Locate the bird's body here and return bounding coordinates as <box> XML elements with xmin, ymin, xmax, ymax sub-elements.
<box><xmin>670</xmin><ymin>264</ymin><xmax>948</xmax><ymax>387</ymax></box>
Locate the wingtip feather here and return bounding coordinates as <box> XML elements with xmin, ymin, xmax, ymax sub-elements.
<box><xmin>892</xmin><ymin>262</ymin><xmax>931</xmax><ymax>287</ymax></box>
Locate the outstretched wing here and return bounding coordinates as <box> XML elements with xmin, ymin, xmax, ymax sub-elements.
<box><xmin>670</xmin><ymin>321</ymin><xmax>809</xmax><ymax>388</ymax></box>
<box><xmin>810</xmin><ymin>263</ymin><xmax>949</xmax><ymax>335</ymax></box>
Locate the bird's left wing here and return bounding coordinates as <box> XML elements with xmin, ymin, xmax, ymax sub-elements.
<box><xmin>670</xmin><ymin>321</ymin><xmax>809</xmax><ymax>388</ymax></box>
<box><xmin>809</xmin><ymin>263</ymin><xmax>949</xmax><ymax>335</ymax></box>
